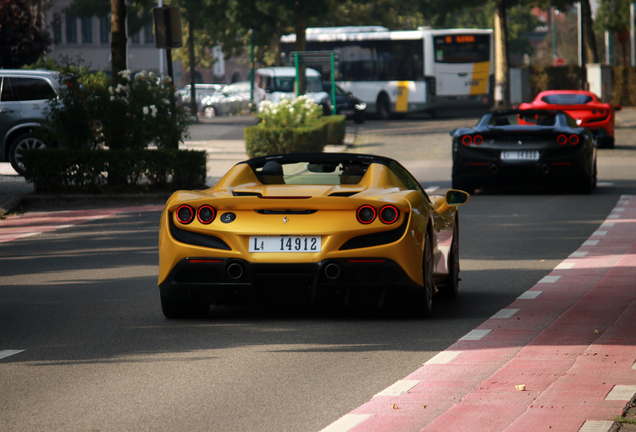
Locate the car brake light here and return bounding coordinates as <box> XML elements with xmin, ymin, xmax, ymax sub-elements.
<box><xmin>357</xmin><ymin>205</ymin><xmax>376</xmax><ymax>224</ymax></box>
<box><xmin>379</xmin><ymin>205</ymin><xmax>399</xmax><ymax>224</ymax></box>
<box><xmin>176</xmin><ymin>205</ymin><xmax>194</xmax><ymax>224</ymax></box>
<box><xmin>462</xmin><ymin>135</ymin><xmax>473</xmax><ymax>145</ymax></box>
<box><xmin>557</xmin><ymin>134</ymin><xmax>568</xmax><ymax>145</ymax></box>
<box><xmin>473</xmin><ymin>135</ymin><xmax>484</xmax><ymax>145</ymax></box>
<box><xmin>197</xmin><ymin>205</ymin><xmax>216</xmax><ymax>224</ymax></box>
<box><xmin>569</xmin><ymin>135</ymin><xmax>579</xmax><ymax>145</ymax></box>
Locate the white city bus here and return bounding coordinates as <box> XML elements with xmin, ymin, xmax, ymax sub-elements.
<box><xmin>280</xmin><ymin>26</ymin><xmax>494</xmax><ymax>118</ymax></box>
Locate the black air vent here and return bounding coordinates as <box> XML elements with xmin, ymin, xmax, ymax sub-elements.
<box><xmin>255</xmin><ymin>209</ymin><xmax>317</xmax><ymax>215</ymax></box>
<box><xmin>233</xmin><ymin>191</ymin><xmax>262</xmax><ymax>197</ymax></box>
<box><xmin>169</xmin><ymin>216</ymin><xmax>231</xmax><ymax>250</ymax></box>
<box><xmin>329</xmin><ymin>192</ymin><xmax>358</xmax><ymax>197</ymax></box>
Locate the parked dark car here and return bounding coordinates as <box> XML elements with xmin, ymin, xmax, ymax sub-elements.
<box><xmin>322</xmin><ymin>81</ymin><xmax>366</xmax><ymax>124</ymax></box>
<box><xmin>451</xmin><ymin>109</ymin><xmax>596</xmax><ymax>194</ymax></box>
<box><xmin>0</xmin><ymin>69</ymin><xmax>59</xmax><ymax>175</ymax></box>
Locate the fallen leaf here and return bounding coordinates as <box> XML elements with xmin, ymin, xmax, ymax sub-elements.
<box><xmin>594</xmin><ymin>329</ymin><xmax>602</xmax><ymax>334</ymax></box>
<box><xmin>392</xmin><ymin>404</ymin><xmax>399</xmax><ymax>409</ymax></box>
<box><xmin>422</xmin><ymin>405</ymin><xmax>427</xmax><ymax>409</ymax></box>
<box><xmin>515</xmin><ymin>384</ymin><xmax>526</xmax><ymax>391</ymax></box>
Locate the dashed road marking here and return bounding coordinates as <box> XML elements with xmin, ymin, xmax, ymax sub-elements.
<box><xmin>491</xmin><ymin>308</ymin><xmax>519</xmax><ymax>319</ymax></box>
<box><xmin>517</xmin><ymin>291</ymin><xmax>543</xmax><ymax>299</ymax></box>
<box><xmin>425</xmin><ymin>351</ymin><xmax>461</xmax><ymax>365</ymax></box>
<box><xmin>319</xmin><ymin>415</ymin><xmax>372</xmax><ymax>432</ymax></box>
<box><xmin>376</xmin><ymin>380</ymin><xmax>420</xmax><ymax>396</ymax></box>
<box><xmin>592</xmin><ymin>231</ymin><xmax>607</xmax><ymax>236</ymax></box>
<box><xmin>583</xmin><ymin>240</ymin><xmax>600</xmax><ymax>246</ymax></box>
<box><xmin>605</xmin><ymin>385</ymin><xmax>636</xmax><ymax>401</ymax></box>
<box><xmin>459</xmin><ymin>329</ymin><xmax>492</xmax><ymax>341</ymax></box>
<box><xmin>555</xmin><ymin>262</ymin><xmax>576</xmax><ymax>269</ymax></box>
<box><xmin>425</xmin><ymin>186</ymin><xmax>439</xmax><ymax>193</ymax></box>
<box><xmin>570</xmin><ymin>251</ymin><xmax>589</xmax><ymax>258</ymax></box>
<box><xmin>0</xmin><ymin>350</ymin><xmax>25</xmax><ymax>360</ymax></box>
<box><xmin>539</xmin><ymin>275</ymin><xmax>561</xmax><ymax>283</ymax></box>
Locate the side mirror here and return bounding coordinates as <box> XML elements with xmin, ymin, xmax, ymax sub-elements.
<box><xmin>615</xmin><ymin>105</ymin><xmax>623</xmax><ymax>112</ymax></box>
<box><xmin>435</xmin><ymin>189</ymin><xmax>470</xmax><ymax>214</ymax></box>
<box><xmin>449</xmin><ymin>129</ymin><xmax>457</xmax><ymax>137</ymax></box>
<box><xmin>445</xmin><ymin>189</ymin><xmax>470</xmax><ymax>206</ymax></box>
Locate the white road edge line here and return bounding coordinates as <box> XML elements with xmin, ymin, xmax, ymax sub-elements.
<box><xmin>538</xmin><ymin>275</ymin><xmax>561</xmax><ymax>283</ymax></box>
<box><xmin>425</xmin><ymin>186</ymin><xmax>439</xmax><ymax>193</ymax></box>
<box><xmin>375</xmin><ymin>380</ymin><xmax>420</xmax><ymax>397</ymax></box>
<box><xmin>517</xmin><ymin>291</ymin><xmax>543</xmax><ymax>300</ymax></box>
<box><xmin>491</xmin><ymin>308</ymin><xmax>519</xmax><ymax>319</ymax></box>
<box><xmin>0</xmin><ymin>350</ymin><xmax>25</xmax><ymax>360</ymax></box>
<box><xmin>459</xmin><ymin>329</ymin><xmax>492</xmax><ymax>341</ymax></box>
<box><xmin>605</xmin><ymin>385</ymin><xmax>636</xmax><ymax>401</ymax></box>
<box><xmin>425</xmin><ymin>351</ymin><xmax>461</xmax><ymax>365</ymax></box>
<box><xmin>319</xmin><ymin>414</ymin><xmax>373</xmax><ymax>432</ymax></box>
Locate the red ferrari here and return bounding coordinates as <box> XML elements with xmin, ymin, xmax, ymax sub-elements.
<box><xmin>519</xmin><ymin>90</ymin><xmax>621</xmax><ymax>148</ymax></box>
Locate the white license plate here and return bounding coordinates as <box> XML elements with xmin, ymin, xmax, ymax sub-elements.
<box><xmin>501</xmin><ymin>150</ymin><xmax>540</xmax><ymax>161</ymax></box>
<box><xmin>249</xmin><ymin>236</ymin><xmax>321</xmax><ymax>253</ymax></box>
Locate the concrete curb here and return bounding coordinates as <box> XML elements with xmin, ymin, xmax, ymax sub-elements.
<box><xmin>20</xmin><ymin>193</ymin><xmax>172</xmax><ymax>209</ymax></box>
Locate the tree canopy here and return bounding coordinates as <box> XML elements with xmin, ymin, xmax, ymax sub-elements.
<box><xmin>0</xmin><ymin>0</ymin><xmax>52</xmax><ymax>69</ymax></box>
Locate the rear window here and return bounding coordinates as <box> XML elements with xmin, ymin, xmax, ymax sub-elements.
<box><xmin>255</xmin><ymin>161</ymin><xmax>368</xmax><ymax>185</ymax></box>
<box><xmin>541</xmin><ymin>94</ymin><xmax>593</xmax><ymax>105</ymax></box>
<box><xmin>488</xmin><ymin>112</ymin><xmax>557</xmax><ymax>126</ymax></box>
<box><xmin>274</xmin><ymin>76</ymin><xmax>323</xmax><ymax>93</ymax></box>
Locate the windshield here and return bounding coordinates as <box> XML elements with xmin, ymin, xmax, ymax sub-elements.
<box><xmin>541</xmin><ymin>94</ymin><xmax>594</xmax><ymax>105</ymax></box>
<box><xmin>274</xmin><ymin>76</ymin><xmax>323</xmax><ymax>93</ymax></box>
<box><xmin>255</xmin><ymin>161</ymin><xmax>368</xmax><ymax>185</ymax></box>
<box><xmin>488</xmin><ymin>112</ymin><xmax>557</xmax><ymax>126</ymax></box>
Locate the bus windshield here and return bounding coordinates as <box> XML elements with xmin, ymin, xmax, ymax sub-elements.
<box><xmin>433</xmin><ymin>34</ymin><xmax>490</xmax><ymax>63</ymax></box>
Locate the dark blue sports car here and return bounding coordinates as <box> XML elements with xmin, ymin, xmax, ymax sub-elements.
<box><xmin>322</xmin><ymin>82</ymin><xmax>366</xmax><ymax>124</ymax></box>
<box><xmin>451</xmin><ymin>109</ymin><xmax>596</xmax><ymax>194</ymax></box>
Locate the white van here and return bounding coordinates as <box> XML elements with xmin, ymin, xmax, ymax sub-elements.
<box><xmin>255</xmin><ymin>67</ymin><xmax>332</xmax><ymax>114</ymax></box>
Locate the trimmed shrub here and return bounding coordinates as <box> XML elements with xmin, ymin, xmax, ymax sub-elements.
<box><xmin>244</xmin><ymin>122</ymin><xmax>328</xmax><ymax>158</ymax></box>
<box><xmin>318</xmin><ymin>115</ymin><xmax>346</xmax><ymax>144</ymax></box>
<box><xmin>22</xmin><ymin>148</ymin><xmax>207</xmax><ymax>193</ymax></box>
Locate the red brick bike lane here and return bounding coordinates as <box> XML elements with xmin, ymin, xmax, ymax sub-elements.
<box><xmin>0</xmin><ymin>205</ymin><xmax>164</xmax><ymax>243</ymax></box>
<box><xmin>322</xmin><ymin>195</ymin><xmax>636</xmax><ymax>432</ymax></box>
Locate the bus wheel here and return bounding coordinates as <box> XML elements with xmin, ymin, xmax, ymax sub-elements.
<box><xmin>376</xmin><ymin>94</ymin><xmax>390</xmax><ymax>120</ymax></box>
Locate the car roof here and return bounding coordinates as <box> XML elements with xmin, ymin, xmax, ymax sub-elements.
<box><xmin>240</xmin><ymin>152</ymin><xmax>395</xmax><ymax>169</ymax></box>
<box><xmin>256</xmin><ymin>67</ymin><xmax>320</xmax><ymax>77</ymax></box>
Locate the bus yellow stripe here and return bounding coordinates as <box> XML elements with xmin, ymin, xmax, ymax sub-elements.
<box><xmin>396</xmin><ymin>81</ymin><xmax>409</xmax><ymax>112</ymax></box>
<box><xmin>470</xmin><ymin>61</ymin><xmax>490</xmax><ymax>95</ymax></box>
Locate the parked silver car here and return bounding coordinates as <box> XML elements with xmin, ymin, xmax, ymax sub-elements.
<box><xmin>200</xmin><ymin>81</ymin><xmax>254</xmax><ymax>117</ymax></box>
<box><xmin>0</xmin><ymin>69</ymin><xmax>59</xmax><ymax>175</ymax></box>
<box><xmin>176</xmin><ymin>83</ymin><xmax>225</xmax><ymax>112</ymax></box>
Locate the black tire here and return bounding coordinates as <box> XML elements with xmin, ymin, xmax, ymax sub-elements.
<box><xmin>418</xmin><ymin>230</ymin><xmax>434</xmax><ymax>318</ymax></box>
<box><xmin>9</xmin><ymin>132</ymin><xmax>49</xmax><ymax>176</ymax></box>
<box><xmin>439</xmin><ymin>218</ymin><xmax>460</xmax><ymax>300</ymax></box>
<box><xmin>376</xmin><ymin>94</ymin><xmax>390</xmax><ymax>120</ymax></box>
<box><xmin>160</xmin><ymin>294</ymin><xmax>209</xmax><ymax>319</ymax></box>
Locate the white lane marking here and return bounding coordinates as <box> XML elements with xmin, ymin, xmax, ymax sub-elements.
<box><xmin>601</xmin><ymin>222</ymin><xmax>615</xmax><ymax>228</ymax></box>
<box><xmin>613</xmin><ymin>208</ymin><xmax>625</xmax><ymax>212</ymax></box>
<box><xmin>608</xmin><ymin>214</ymin><xmax>621</xmax><ymax>219</ymax></box>
<box><xmin>605</xmin><ymin>385</ymin><xmax>636</xmax><ymax>401</ymax></box>
<box><xmin>376</xmin><ymin>380</ymin><xmax>420</xmax><ymax>396</ymax></box>
<box><xmin>425</xmin><ymin>186</ymin><xmax>439</xmax><ymax>193</ymax></box>
<box><xmin>578</xmin><ymin>420</ymin><xmax>615</xmax><ymax>432</ymax></box>
<box><xmin>425</xmin><ymin>351</ymin><xmax>461</xmax><ymax>365</ymax></box>
<box><xmin>517</xmin><ymin>291</ymin><xmax>543</xmax><ymax>300</ymax></box>
<box><xmin>570</xmin><ymin>251</ymin><xmax>589</xmax><ymax>258</ymax></box>
<box><xmin>592</xmin><ymin>231</ymin><xmax>607</xmax><ymax>236</ymax></box>
<box><xmin>539</xmin><ymin>275</ymin><xmax>561</xmax><ymax>283</ymax></box>
<box><xmin>459</xmin><ymin>329</ymin><xmax>492</xmax><ymax>341</ymax></box>
<box><xmin>0</xmin><ymin>350</ymin><xmax>25</xmax><ymax>360</ymax></box>
<box><xmin>555</xmin><ymin>262</ymin><xmax>575</xmax><ymax>270</ymax></box>
<box><xmin>491</xmin><ymin>308</ymin><xmax>519</xmax><ymax>319</ymax></box>
<box><xmin>584</xmin><ymin>240</ymin><xmax>600</xmax><ymax>246</ymax></box>
<box><xmin>596</xmin><ymin>182</ymin><xmax>614</xmax><ymax>187</ymax></box>
<box><xmin>319</xmin><ymin>414</ymin><xmax>373</xmax><ymax>432</ymax></box>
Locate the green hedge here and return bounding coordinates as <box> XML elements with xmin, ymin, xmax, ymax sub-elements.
<box><xmin>244</xmin><ymin>115</ymin><xmax>346</xmax><ymax>158</ymax></box>
<box><xmin>22</xmin><ymin>148</ymin><xmax>207</xmax><ymax>193</ymax></box>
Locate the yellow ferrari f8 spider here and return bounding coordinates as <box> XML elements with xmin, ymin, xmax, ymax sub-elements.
<box><xmin>158</xmin><ymin>153</ymin><xmax>469</xmax><ymax>318</ymax></box>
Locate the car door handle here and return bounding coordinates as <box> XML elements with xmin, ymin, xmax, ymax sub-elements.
<box><xmin>0</xmin><ymin>109</ymin><xmax>15</xmax><ymax>114</ymax></box>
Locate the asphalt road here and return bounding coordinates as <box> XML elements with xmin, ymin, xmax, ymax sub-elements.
<box><xmin>1</xmin><ymin>113</ymin><xmax>636</xmax><ymax>431</ymax></box>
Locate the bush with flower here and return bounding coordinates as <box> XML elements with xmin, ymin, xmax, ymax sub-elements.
<box><xmin>257</xmin><ymin>95</ymin><xmax>322</xmax><ymax>128</ymax></box>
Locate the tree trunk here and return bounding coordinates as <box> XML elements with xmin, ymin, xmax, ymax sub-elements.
<box><xmin>111</xmin><ymin>0</ymin><xmax>127</xmax><ymax>86</ymax></box>
<box><xmin>294</xmin><ymin>14</ymin><xmax>306</xmax><ymax>96</ymax></box>
<box><xmin>188</xmin><ymin>15</ymin><xmax>197</xmax><ymax>117</ymax></box>
<box><xmin>109</xmin><ymin>0</ymin><xmax>127</xmax><ymax>188</ymax></box>
<box><xmin>580</xmin><ymin>0</ymin><xmax>599</xmax><ymax>64</ymax></box>
<box><xmin>494</xmin><ymin>0</ymin><xmax>510</xmax><ymax>107</ymax></box>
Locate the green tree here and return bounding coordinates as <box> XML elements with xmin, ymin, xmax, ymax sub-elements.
<box><xmin>0</xmin><ymin>0</ymin><xmax>52</xmax><ymax>68</ymax></box>
<box><xmin>594</xmin><ymin>0</ymin><xmax>630</xmax><ymax>65</ymax></box>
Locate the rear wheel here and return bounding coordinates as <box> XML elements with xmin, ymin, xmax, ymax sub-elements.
<box><xmin>418</xmin><ymin>231</ymin><xmax>434</xmax><ymax>318</ymax></box>
<box><xmin>439</xmin><ymin>218</ymin><xmax>460</xmax><ymax>300</ymax></box>
<box><xmin>160</xmin><ymin>294</ymin><xmax>209</xmax><ymax>319</ymax></box>
<box><xmin>9</xmin><ymin>132</ymin><xmax>49</xmax><ymax>176</ymax></box>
